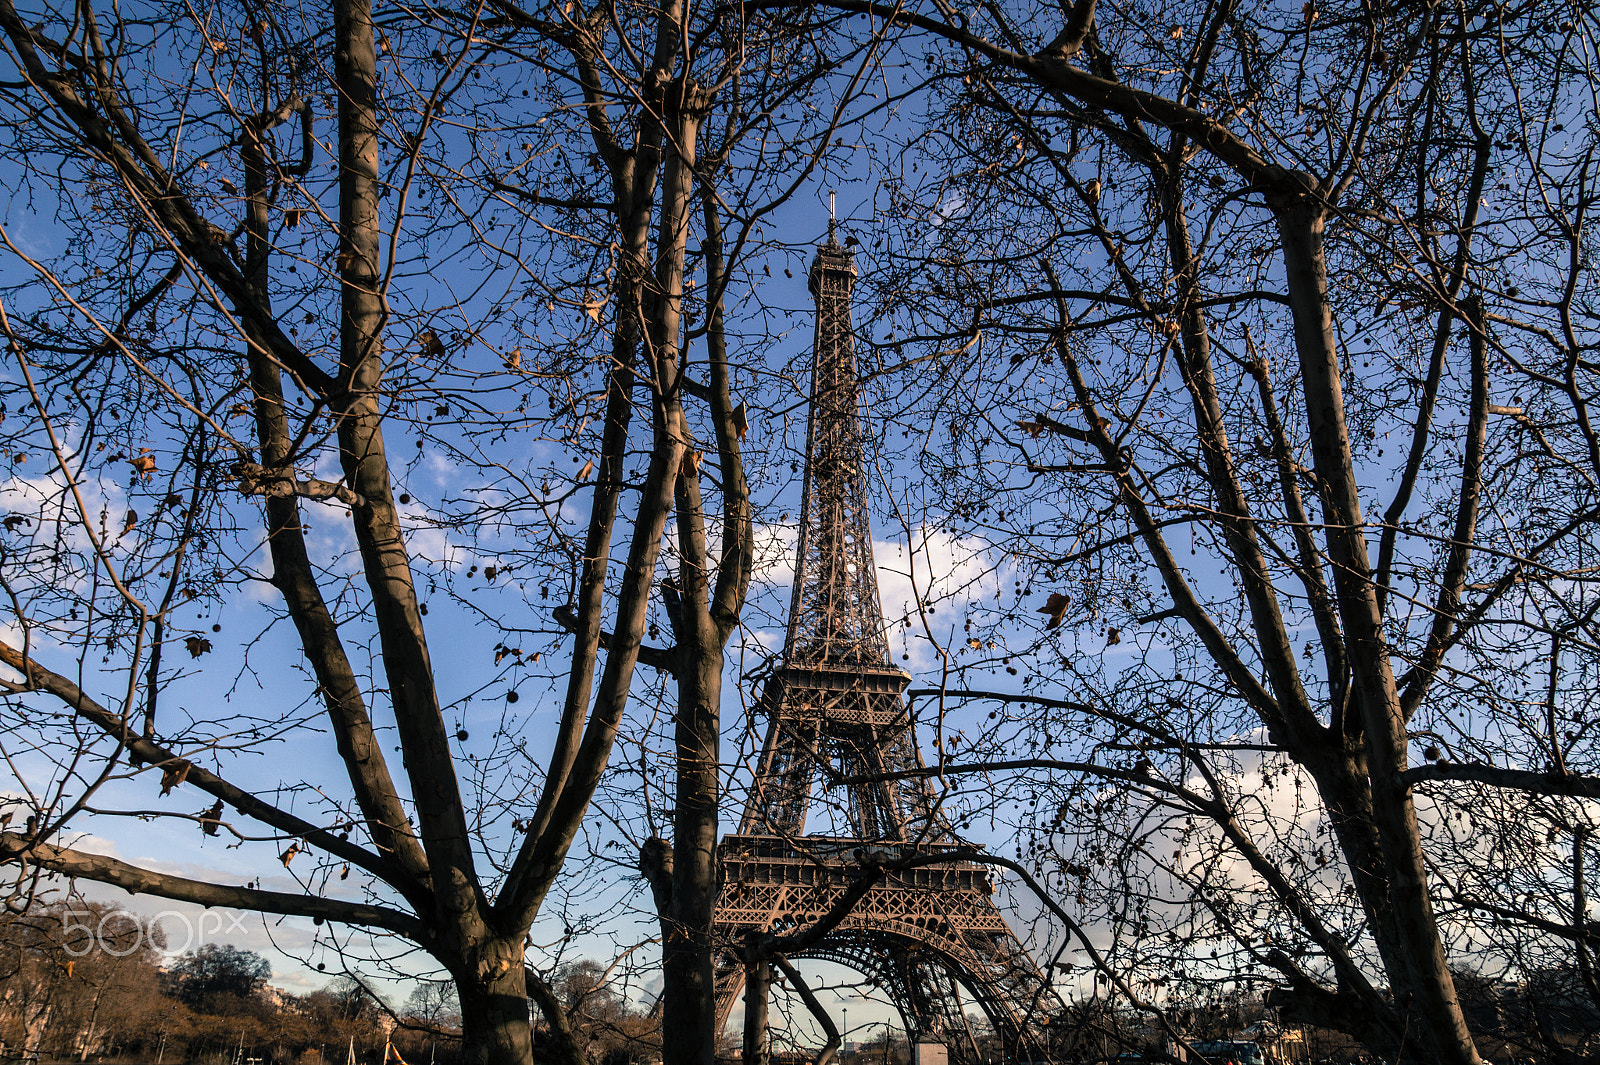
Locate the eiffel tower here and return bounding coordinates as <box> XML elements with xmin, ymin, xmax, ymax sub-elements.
<box><xmin>712</xmin><ymin>228</ymin><xmax>1054</xmax><ymax>1062</ymax></box>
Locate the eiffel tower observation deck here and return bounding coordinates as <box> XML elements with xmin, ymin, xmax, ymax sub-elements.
<box><xmin>711</xmin><ymin>228</ymin><xmax>1054</xmax><ymax>1062</ymax></box>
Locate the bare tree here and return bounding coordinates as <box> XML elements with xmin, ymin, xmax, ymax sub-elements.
<box><xmin>753</xmin><ymin>0</ymin><xmax>1600</xmax><ymax>1063</ymax></box>
<box><xmin>0</xmin><ymin>0</ymin><xmax>853</xmax><ymax>1060</ymax></box>
<box><xmin>404</xmin><ymin>979</ymin><xmax>461</xmax><ymax>1030</ymax></box>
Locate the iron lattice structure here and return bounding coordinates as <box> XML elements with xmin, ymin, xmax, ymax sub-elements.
<box><xmin>712</xmin><ymin>235</ymin><xmax>1054</xmax><ymax>1061</ymax></box>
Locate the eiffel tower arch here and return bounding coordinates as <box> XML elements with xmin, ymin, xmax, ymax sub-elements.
<box><xmin>712</xmin><ymin>230</ymin><xmax>1057</xmax><ymax>1061</ymax></box>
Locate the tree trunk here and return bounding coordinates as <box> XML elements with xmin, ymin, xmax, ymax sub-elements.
<box><xmin>1273</xmin><ymin>192</ymin><xmax>1481</xmax><ymax>1065</ymax></box>
<box><xmin>457</xmin><ymin>967</ymin><xmax>537</xmax><ymax>1065</ymax></box>
<box><xmin>742</xmin><ymin>933</ymin><xmax>770</xmax><ymax>1065</ymax></box>
<box><xmin>652</xmin><ymin>78</ymin><xmax>720</xmax><ymax>1065</ymax></box>
<box><xmin>662</xmin><ymin>654</ymin><xmax>722</xmax><ymax>1065</ymax></box>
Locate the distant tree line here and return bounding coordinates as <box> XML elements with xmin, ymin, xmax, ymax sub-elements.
<box><xmin>0</xmin><ymin>901</ymin><xmax>656</xmax><ymax>1064</ymax></box>
<box><xmin>1021</xmin><ymin>979</ymin><xmax>1600</xmax><ymax>1064</ymax></box>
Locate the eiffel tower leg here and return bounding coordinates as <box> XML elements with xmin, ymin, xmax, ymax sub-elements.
<box><xmin>948</xmin><ymin>976</ymin><xmax>988</xmax><ymax>1065</ymax></box>
<box><xmin>896</xmin><ymin>951</ymin><xmax>946</xmax><ymax>1045</ymax></box>
<box><xmin>714</xmin><ymin>953</ymin><xmax>746</xmax><ymax>1044</ymax></box>
<box><xmin>741</xmin><ymin>712</ymin><xmax>820</xmax><ymax>836</ymax></box>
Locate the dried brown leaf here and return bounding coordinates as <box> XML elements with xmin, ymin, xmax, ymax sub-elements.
<box><xmin>159</xmin><ymin>761</ymin><xmax>192</xmax><ymax>796</ymax></box>
<box><xmin>1037</xmin><ymin>592</ymin><xmax>1071</xmax><ymax>629</ymax></box>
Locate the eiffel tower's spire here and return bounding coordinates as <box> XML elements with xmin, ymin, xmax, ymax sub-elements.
<box><xmin>784</xmin><ymin>234</ymin><xmax>891</xmax><ymax>667</ymax></box>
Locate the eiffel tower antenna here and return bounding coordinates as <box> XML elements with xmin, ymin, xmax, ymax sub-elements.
<box><xmin>712</xmin><ymin>234</ymin><xmax>1058</xmax><ymax>1062</ymax></box>
<box><xmin>829</xmin><ymin>190</ymin><xmax>837</xmax><ymax>240</ymax></box>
